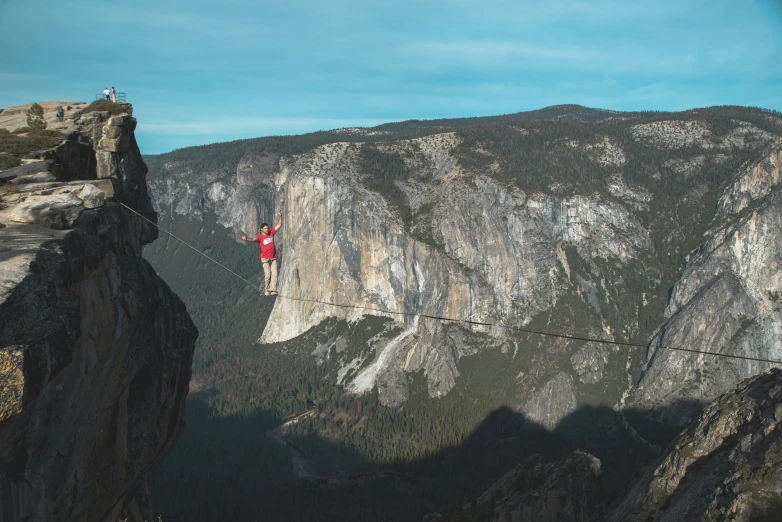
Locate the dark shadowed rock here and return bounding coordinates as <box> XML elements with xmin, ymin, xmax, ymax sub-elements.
<box><xmin>55</xmin><ymin>132</ymin><xmax>97</xmax><ymax>182</ymax></box>
<box><xmin>605</xmin><ymin>368</ymin><xmax>782</xmax><ymax>522</ymax></box>
<box><xmin>425</xmin><ymin>451</ymin><xmax>604</xmax><ymax>522</ymax></box>
<box><xmin>0</xmin><ymin>102</ymin><xmax>195</xmax><ymax>522</ymax></box>
<box><xmin>0</xmin><ymin>204</ymin><xmax>198</xmax><ymax>522</ymax></box>
<box><xmin>22</xmin><ymin>149</ymin><xmax>58</xmax><ymax>160</ymax></box>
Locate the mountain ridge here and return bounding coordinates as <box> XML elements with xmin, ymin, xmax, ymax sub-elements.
<box><xmin>143</xmin><ymin>104</ymin><xmax>782</xmax><ymax>519</ymax></box>
<box><xmin>146</xmin><ymin>103</ymin><xmax>782</xmax><ymax>158</ymax></box>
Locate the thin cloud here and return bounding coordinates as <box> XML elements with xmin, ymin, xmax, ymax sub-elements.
<box><xmin>409</xmin><ymin>41</ymin><xmax>592</xmax><ymax>62</ymax></box>
<box><xmin>403</xmin><ymin>39</ymin><xmax>773</xmax><ymax>77</ymax></box>
<box><xmin>140</xmin><ymin>116</ymin><xmax>399</xmax><ymax>135</ymax></box>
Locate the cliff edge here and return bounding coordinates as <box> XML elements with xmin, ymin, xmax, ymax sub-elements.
<box><xmin>0</xmin><ymin>104</ymin><xmax>198</xmax><ymax>521</ymax></box>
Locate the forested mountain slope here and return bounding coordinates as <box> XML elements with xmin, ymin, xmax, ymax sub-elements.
<box><xmin>143</xmin><ymin>104</ymin><xmax>782</xmax><ymax>520</ymax></box>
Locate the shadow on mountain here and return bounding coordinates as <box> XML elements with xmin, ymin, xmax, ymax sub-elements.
<box><xmin>607</xmin><ymin>397</ymin><xmax>782</xmax><ymax>522</ymax></box>
<box><xmin>619</xmin><ymin>398</ymin><xmax>706</xmax><ymax>446</ymax></box>
<box><xmin>154</xmin><ymin>394</ymin><xmax>707</xmax><ymax>522</ymax></box>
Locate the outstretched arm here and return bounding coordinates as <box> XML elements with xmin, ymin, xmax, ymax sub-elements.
<box><xmin>240</xmin><ymin>234</ymin><xmax>260</xmax><ymax>243</ymax></box>
<box><xmin>274</xmin><ymin>209</ymin><xmax>282</xmax><ymax>232</ymax></box>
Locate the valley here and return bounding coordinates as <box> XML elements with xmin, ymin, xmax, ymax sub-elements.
<box><xmin>143</xmin><ymin>105</ymin><xmax>782</xmax><ymax>520</ymax></box>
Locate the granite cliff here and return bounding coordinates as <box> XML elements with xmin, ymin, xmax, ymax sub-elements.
<box><xmin>605</xmin><ymin>368</ymin><xmax>782</xmax><ymax>521</ymax></box>
<box><xmin>0</xmin><ymin>104</ymin><xmax>197</xmax><ymax>521</ymax></box>
<box><xmin>141</xmin><ymin>105</ymin><xmax>782</xmax><ymax>519</ymax></box>
<box><xmin>628</xmin><ymin>139</ymin><xmax>782</xmax><ymax>426</ymax></box>
<box><xmin>146</xmin><ymin>106</ymin><xmax>782</xmax><ymax>422</ymax></box>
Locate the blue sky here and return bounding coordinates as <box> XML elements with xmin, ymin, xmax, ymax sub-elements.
<box><xmin>1</xmin><ymin>0</ymin><xmax>780</xmax><ymax>154</ymax></box>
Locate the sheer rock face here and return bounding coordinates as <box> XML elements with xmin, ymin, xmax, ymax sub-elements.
<box><xmin>629</xmin><ymin>139</ymin><xmax>782</xmax><ymax>426</ymax></box>
<box><xmin>151</xmin><ymin>135</ymin><xmax>653</xmax><ymax>401</ymax></box>
<box><xmin>605</xmin><ymin>368</ymin><xmax>782</xmax><ymax>522</ymax></box>
<box><xmin>260</xmin><ymin>138</ymin><xmax>648</xmax><ymax>401</ymax></box>
<box><xmin>146</xmin><ymin>116</ymin><xmax>782</xmax><ymax>411</ymax></box>
<box><xmin>0</xmin><ymin>107</ymin><xmax>197</xmax><ymax>522</ymax></box>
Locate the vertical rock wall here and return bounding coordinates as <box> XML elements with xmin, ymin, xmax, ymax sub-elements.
<box><xmin>0</xmin><ymin>108</ymin><xmax>197</xmax><ymax>521</ymax></box>
<box><xmin>630</xmin><ymin>140</ymin><xmax>782</xmax><ymax>425</ymax></box>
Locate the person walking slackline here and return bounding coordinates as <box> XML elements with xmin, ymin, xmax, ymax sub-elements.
<box><xmin>241</xmin><ymin>209</ymin><xmax>282</xmax><ymax>296</ymax></box>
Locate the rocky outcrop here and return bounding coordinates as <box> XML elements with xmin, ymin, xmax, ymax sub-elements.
<box><xmin>630</xmin><ymin>139</ymin><xmax>782</xmax><ymax>425</ymax></box>
<box><xmin>9</xmin><ymin>193</ymin><xmax>85</xmax><ymax>228</ymax></box>
<box><xmin>431</xmin><ymin>369</ymin><xmax>782</xmax><ymax>522</ymax></box>
<box><xmin>0</xmin><ymin>103</ymin><xmax>197</xmax><ymax>521</ymax></box>
<box><xmin>571</xmin><ymin>343</ymin><xmax>611</xmax><ymax>384</ymax></box>
<box><xmin>522</xmin><ymin>372</ymin><xmax>577</xmax><ymax>430</ymax></box>
<box><xmin>425</xmin><ymin>451</ymin><xmax>604</xmax><ymax>522</ymax></box>
<box><xmin>481</xmin><ymin>452</ymin><xmax>603</xmax><ymax>522</ymax></box>
<box><xmin>717</xmin><ymin>142</ymin><xmax>782</xmax><ymax>215</ymax></box>
<box><xmin>606</xmin><ymin>368</ymin><xmax>782</xmax><ymax>521</ymax></box>
<box><xmin>2</xmin><ymin>161</ymin><xmax>56</xmax><ymax>184</ymax></box>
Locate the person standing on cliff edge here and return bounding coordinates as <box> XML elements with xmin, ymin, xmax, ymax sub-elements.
<box><xmin>241</xmin><ymin>209</ymin><xmax>282</xmax><ymax>296</ymax></box>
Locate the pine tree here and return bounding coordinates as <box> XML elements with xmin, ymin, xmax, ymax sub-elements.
<box><xmin>26</xmin><ymin>102</ymin><xmax>47</xmax><ymax>131</ymax></box>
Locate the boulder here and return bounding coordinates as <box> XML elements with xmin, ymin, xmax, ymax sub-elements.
<box><xmin>9</xmin><ymin>193</ymin><xmax>84</xmax><ymax>229</ymax></box>
<box><xmin>77</xmin><ymin>183</ymin><xmax>105</xmax><ymax>208</ymax></box>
